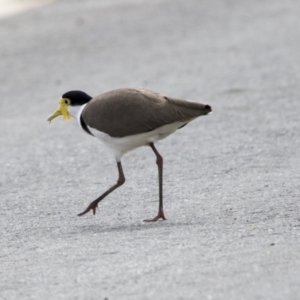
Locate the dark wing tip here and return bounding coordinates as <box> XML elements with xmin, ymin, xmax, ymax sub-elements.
<box><xmin>203</xmin><ymin>104</ymin><xmax>212</xmax><ymax>115</ymax></box>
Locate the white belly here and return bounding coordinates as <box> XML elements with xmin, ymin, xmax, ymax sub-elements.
<box><xmin>88</xmin><ymin>121</ymin><xmax>187</xmax><ymax>159</ymax></box>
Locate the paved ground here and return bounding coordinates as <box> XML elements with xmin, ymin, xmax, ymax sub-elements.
<box><xmin>1</xmin><ymin>0</ymin><xmax>300</xmax><ymax>299</ymax></box>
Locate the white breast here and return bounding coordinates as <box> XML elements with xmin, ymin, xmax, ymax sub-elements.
<box><xmin>88</xmin><ymin>121</ymin><xmax>187</xmax><ymax>160</ymax></box>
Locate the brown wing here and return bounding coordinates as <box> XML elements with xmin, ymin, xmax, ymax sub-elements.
<box><xmin>82</xmin><ymin>88</ymin><xmax>211</xmax><ymax>137</ymax></box>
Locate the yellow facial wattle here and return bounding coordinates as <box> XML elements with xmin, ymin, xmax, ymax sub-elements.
<box><xmin>47</xmin><ymin>97</ymin><xmax>71</xmax><ymax>122</ymax></box>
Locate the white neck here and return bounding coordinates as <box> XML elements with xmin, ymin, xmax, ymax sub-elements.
<box><xmin>68</xmin><ymin>104</ymin><xmax>87</xmax><ymax>126</ymax></box>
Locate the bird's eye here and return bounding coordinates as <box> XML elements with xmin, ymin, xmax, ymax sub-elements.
<box><xmin>64</xmin><ymin>99</ymin><xmax>69</xmax><ymax>105</ymax></box>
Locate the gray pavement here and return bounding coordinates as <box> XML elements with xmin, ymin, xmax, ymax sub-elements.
<box><xmin>1</xmin><ymin>0</ymin><xmax>300</xmax><ymax>299</ymax></box>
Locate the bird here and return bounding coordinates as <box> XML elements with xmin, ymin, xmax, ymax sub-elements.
<box><xmin>48</xmin><ymin>88</ymin><xmax>211</xmax><ymax>222</ymax></box>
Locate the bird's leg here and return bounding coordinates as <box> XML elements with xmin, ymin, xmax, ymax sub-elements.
<box><xmin>144</xmin><ymin>143</ymin><xmax>166</xmax><ymax>222</ymax></box>
<box><xmin>78</xmin><ymin>161</ymin><xmax>125</xmax><ymax>216</ymax></box>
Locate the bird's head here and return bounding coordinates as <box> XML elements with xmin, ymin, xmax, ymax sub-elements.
<box><xmin>47</xmin><ymin>90</ymin><xmax>92</xmax><ymax>122</ymax></box>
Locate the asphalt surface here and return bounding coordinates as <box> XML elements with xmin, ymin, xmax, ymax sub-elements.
<box><xmin>1</xmin><ymin>0</ymin><xmax>300</xmax><ymax>299</ymax></box>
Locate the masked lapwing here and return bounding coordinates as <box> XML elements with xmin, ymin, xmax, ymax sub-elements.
<box><xmin>48</xmin><ymin>88</ymin><xmax>212</xmax><ymax>222</ymax></box>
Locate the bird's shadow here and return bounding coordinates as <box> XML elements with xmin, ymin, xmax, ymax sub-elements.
<box><xmin>74</xmin><ymin>219</ymin><xmax>203</xmax><ymax>235</ymax></box>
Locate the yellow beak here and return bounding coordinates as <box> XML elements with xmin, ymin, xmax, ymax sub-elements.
<box><xmin>47</xmin><ymin>97</ymin><xmax>71</xmax><ymax>122</ymax></box>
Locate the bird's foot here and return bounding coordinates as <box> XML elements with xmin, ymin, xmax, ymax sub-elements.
<box><xmin>143</xmin><ymin>209</ymin><xmax>166</xmax><ymax>222</ymax></box>
<box><xmin>78</xmin><ymin>201</ymin><xmax>98</xmax><ymax>216</ymax></box>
